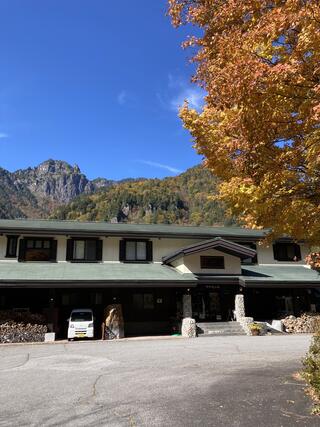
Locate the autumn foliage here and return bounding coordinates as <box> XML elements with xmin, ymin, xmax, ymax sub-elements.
<box><xmin>168</xmin><ymin>0</ymin><xmax>320</xmax><ymax>243</ymax></box>
<box><xmin>306</xmin><ymin>252</ymin><xmax>320</xmax><ymax>270</ymax></box>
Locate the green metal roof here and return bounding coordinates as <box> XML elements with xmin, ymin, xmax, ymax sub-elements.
<box><xmin>0</xmin><ymin>261</ymin><xmax>196</xmax><ymax>287</ymax></box>
<box><xmin>0</xmin><ymin>219</ymin><xmax>267</xmax><ymax>240</ymax></box>
<box><xmin>242</xmin><ymin>265</ymin><xmax>320</xmax><ymax>287</ymax></box>
<box><xmin>0</xmin><ymin>260</ymin><xmax>319</xmax><ymax>289</ymax></box>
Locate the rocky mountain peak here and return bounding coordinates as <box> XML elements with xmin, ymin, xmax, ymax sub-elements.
<box><xmin>35</xmin><ymin>159</ymin><xmax>80</xmax><ymax>175</ymax></box>
<box><xmin>9</xmin><ymin>159</ymin><xmax>102</xmax><ymax>206</ymax></box>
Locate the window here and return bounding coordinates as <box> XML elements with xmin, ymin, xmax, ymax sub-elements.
<box><xmin>200</xmin><ymin>256</ymin><xmax>225</xmax><ymax>269</ymax></box>
<box><xmin>70</xmin><ymin>311</ymin><xmax>93</xmax><ymax>322</ymax></box>
<box><xmin>239</xmin><ymin>242</ymin><xmax>258</xmax><ymax>265</ymax></box>
<box><xmin>6</xmin><ymin>236</ymin><xmax>18</xmax><ymax>258</ymax></box>
<box><xmin>125</xmin><ymin>241</ymin><xmax>146</xmax><ymax>261</ymax></box>
<box><xmin>273</xmin><ymin>242</ymin><xmax>301</xmax><ymax>261</ymax></box>
<box><xmin>18</xmin><ymin>238</ymin><xmax>57</xmax><ymax>262</ymax></box>
<box><xmin>73</xmin><ymin>240</ymin><xmax>85</xmax><ymax>260</ymax></box>
<box><xmin>67</xmin><ymin>239</ymin><xmax>102</xmax><ymax>262</ymax></box>
<box><xmin>119</xmin><ymin>240</ymin><xmax>152</xmax><ymax>262</ymax></box>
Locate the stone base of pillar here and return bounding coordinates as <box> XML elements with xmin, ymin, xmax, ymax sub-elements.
<box><xmin>181</xmin><ymin>317</ymin><xmax>197</xmax><ymax>338</ymax></box>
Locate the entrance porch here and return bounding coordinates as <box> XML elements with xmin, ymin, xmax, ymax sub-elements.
<box><xmin>245</xmin><ymin>287</ymin><xmax>320</xmax><ymax>320</ymax></box>
<box><xmin>191</xmin><ymin>284</ymin><xmax>240</xmax><ymax>322</ymax></box>
<box><xmin>0</xmin><ymin>286</ymin><xmax>189</xmax><ymax>339</ymax></box>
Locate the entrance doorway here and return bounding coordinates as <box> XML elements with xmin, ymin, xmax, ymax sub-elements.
<box><xmin>191</xmin><ymin>285</ymin><xmax>238</xmax><ymax>322</ymax></box>
<box><xmin>192</xmin><ymin>289</ymin><xmax>222</xmax><ymax>321</ymax></box>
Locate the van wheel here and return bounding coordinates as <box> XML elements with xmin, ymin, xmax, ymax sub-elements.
<box><xmin>68</xmin><ymin>338</ymin><xmax>74</xmax><ymax>342</ymax></box>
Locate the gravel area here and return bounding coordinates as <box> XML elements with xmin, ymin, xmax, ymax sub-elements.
<box><xmin>0</xmin><ymin>335</ymin><xmax>317</xmax><ymax>426</ymax></box>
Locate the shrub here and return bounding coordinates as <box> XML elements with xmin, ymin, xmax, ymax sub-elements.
<box><xmin>248</xmin><ymin>322</ymin><xmax>262</xmax><ymax>335</ymax></box>
<box><xmin>302</xmin><ymin>319</ymin><xmax>320</xmax><ymax>414</ymax></box>
<box><xmin>306</xmin><ymin>252</ymin><xmax>320</xmax><ymax>271</ymax></box>
<box><xmin>249</xmin><ymin>323</ymin><xmax>262</xmax><ymax>331</ymax></box>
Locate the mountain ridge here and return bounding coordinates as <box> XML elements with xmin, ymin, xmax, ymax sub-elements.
<box><xmin>0</xmin><ymin>160</ymin><xmax>232</xmax><ymax>226</ymax></box>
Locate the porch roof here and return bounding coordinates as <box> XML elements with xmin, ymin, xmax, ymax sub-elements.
<box><xmin>241</xmin><ymin>265</ymin><xmax>320</xmax><ymax>288</ymax></box>
<box><xmin>162</xmin><ymin>237</ymin><xmax>257</xmax><ymax>264</ymax></box>
<box><xmin>0</xmin><ymin>262</ymin><xmax>196</xmax><ymax>288</ymax></box>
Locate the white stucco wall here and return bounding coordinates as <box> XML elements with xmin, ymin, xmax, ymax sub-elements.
<box><xmin>257</xmin><ymin>243</ymin><xmax>310</xmax><ymax>265</ymax></box>
<box><xmin>103</xmin><ymin>237</ymin><xmax>120</xmax><ymax>262</ymax></box>
<box><xmin>101</xmin><ymin>237</ymin><xmax>204</xmax><ymax>263</ymax></box>
<box><xmin>56</xmin><ymin>236</ymin><xmax>67</xmax><ymax>262</ymax></box>
<box><xmin>172</xmin><ymin>248</ymin><xmax>241</xmax><ymax>274</ymax></box>
<box><xmin>0</xmin><ymin>232</ymin><xmax>310</xmax><ymax>266</ymax></box>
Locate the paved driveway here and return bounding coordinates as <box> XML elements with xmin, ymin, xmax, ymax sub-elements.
<box><xmin>0</xmin><ymin>335</ymin><xmax>317</xmax><ymax>426</ymax></box>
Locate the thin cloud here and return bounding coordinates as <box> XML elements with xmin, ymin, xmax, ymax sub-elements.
<box><xmin>139</xmin><ymin>160</ymin><xmax>182</xmax><ymax>174</ymax></box>
<box><xmin>168</xmin><ymin>73</ymin><xmax>185</xmax><ymax>89</ymax></box>
<box><xmin>157</xmin><ymin>74</ymin><xmax>206</xmax><ymax>113</ymax></box>
<box><xmin>117</xmin><ymin>90</ymin><xmax>127</xmax><ymax>105</ymax></box>
<box><xmin>0</xmin><ymin>132</ymin><xmax>9</xmax><ymax>139</ymax></box>
<box><xmin>170</xmin><ymin>87</ymin><xmax>205</xmax><ymax>112</ymax></box>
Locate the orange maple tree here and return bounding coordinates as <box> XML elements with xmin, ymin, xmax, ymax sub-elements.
<box><xmin>168</xmin><ymin>0</ymin><xmax>320</xmax><ymax>243</ymax></box>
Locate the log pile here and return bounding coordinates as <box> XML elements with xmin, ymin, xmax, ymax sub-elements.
<box><xmin>0</xmin><ymin>310</ymin><xmax>47</xmax><ymax>343</ymax></box>
<box><xmin>282</xmin><ymin>313</ymin><xmax>320</xmax><ymax>334</ymax></box>
<box><xmin>0</xmin><ymin>321</ymin><xmax>47</xmax><ymax>343</ymax></box>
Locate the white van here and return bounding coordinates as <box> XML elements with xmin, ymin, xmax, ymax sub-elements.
<box><xmin>67</xmin><ymin>309</ymin><xmax>94</xmax><ymax>340</ymax></box>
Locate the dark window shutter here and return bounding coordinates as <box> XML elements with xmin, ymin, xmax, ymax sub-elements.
<box><xmin>146</xmin><ymin>241</ymin><xmax>153</xmax><ymax>262</ymax></box>
<box><xmin>119</xmin><ymin>240</ymin><xmax>125</xmax><ymax>261</ymax></box>
<box><xmin>273</xmin><ymin>243</ymin><xmax>280</xmax><ymax>261</ymax></box>
<box><xmin>6</xmin><ymin>236</ymin><xmax>18</xmax><ymax>258</ymax></box>
<box><xmin>273</xmin><ymin>244</ymin><xmax>280</xmax><ymax>261</ymax></box>
<box><xmin>86</xmin><ymin>240</ymin><xmax>97</xmax><ymax>261</ymax></box>
<box><xmin>96</xmin><ymin>240</ymin><xmax>103</xmax><ymax>261</ymax></box>
<box><xmin>18</xmin><ymin>239</ymin><xmax>26</xmax><ymax>262</ymax></box>
<box><xmin>294</xmin><ymin>244</ymin><xmax>301</xmax><ymax>260</ymax></box>
<box><xmin>50</xmin><ymin>240</ymin><xmax>57</xmax><ymax>261</ymax></box>
<box><xmin>66</xmin><ymin>239</ymin><xmax>74</xmax><ymax>261</ymax></box>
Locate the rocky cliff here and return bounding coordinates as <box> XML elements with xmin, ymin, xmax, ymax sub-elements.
<box><xmin>0</xmin><ymin>160</ymin><xmax>112</xmax><ymax>218</ymax></box>
<box><xmin>13</xmin><ymin>160</ymin><xmax>96</xmax><ymax>204</ymax></box>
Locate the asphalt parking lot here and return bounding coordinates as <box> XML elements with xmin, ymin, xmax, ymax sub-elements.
<box><xmin>0</xmin><ymin>335</ymin><xmax>317</xmax><ymax>427</ymax></box>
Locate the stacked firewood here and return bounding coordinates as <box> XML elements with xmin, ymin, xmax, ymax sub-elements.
<box><xmin>0</xmin><ymin>310</ymin><xmax>47</xmax><ymax>343</ymax></box>
<box><xmin>282</xmin><ymin>313</ymin><xmax>320</xmax><ymax>334</ymax></box>
<box><xmin>0</xmin><ymin>321</ymin><xmax>47</xmax><ymax>343</ymax></box>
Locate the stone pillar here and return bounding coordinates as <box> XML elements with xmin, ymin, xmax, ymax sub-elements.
<box><xmin>234</xmin><ymin>294</ymin><xmax>257</xmax><ymax>335</ymax></box>
<box><xmin>235</xmin><ymin>294</ymin><xmax>246</xmax><ymax>321</ymax></box>
<box><xmin>182</xmin><ymin>294</ymin><xmax>192</xmax><ymax>318</ymax></box>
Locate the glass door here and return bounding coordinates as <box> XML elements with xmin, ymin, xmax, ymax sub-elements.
<box><xmin>192</xmin><ymin>289</ymin><xmax>222</xmax><ymax>321</ymax></box>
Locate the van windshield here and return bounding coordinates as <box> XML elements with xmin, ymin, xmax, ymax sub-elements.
<box><xmin>71</xmin><ymin>312</ymin><xmax>92</xmax><ymax>321</ymax></box>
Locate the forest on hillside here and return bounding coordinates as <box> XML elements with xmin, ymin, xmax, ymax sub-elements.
<box><xmin>52</xmin><ymin>166</ymin><xmax>235</xmax><ymax>226</ymax></box>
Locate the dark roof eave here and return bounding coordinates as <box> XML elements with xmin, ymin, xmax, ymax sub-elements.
<box><xmin>0</xmin><ymin>227</ymin><xmax>266</xmax><ymax>240</ymax></box>
<box><xmin>243</xmin><ymin>280</ymin><xmax>320</xmax><ymax>288</ymax></box>
<box><xmin>0</xmin><ymin>219</ymin><xmax>268</xmax><ymax>240</ymax></box>
<box><xmin>0</xmin><ymin>279</ymin><xmax>197</xmax><ymax>288</ymax></box>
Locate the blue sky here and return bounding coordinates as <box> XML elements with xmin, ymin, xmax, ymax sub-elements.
<box><xmin>0</xmin><ymin>0</ymin><xmax>204</xmax><ymax>180</ymax></box>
